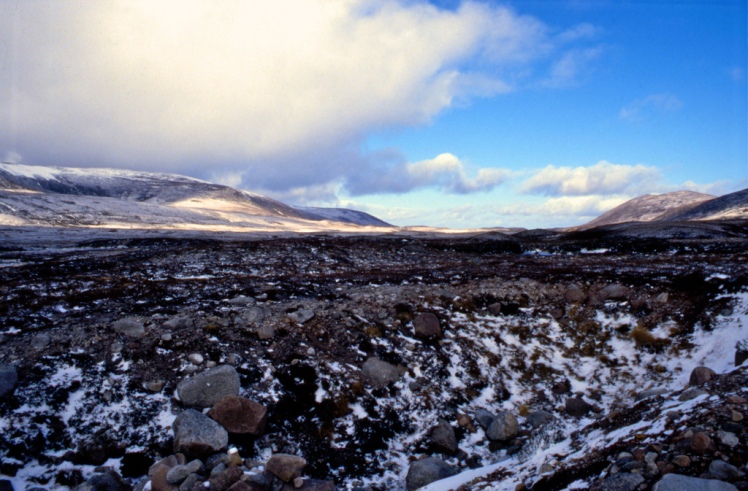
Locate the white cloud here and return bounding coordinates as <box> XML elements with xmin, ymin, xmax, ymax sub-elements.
<box><xmin>540</xmin><ymin>47</ymin><xmax>603</xmax><ymax>87</ymax></box>
<box><xmin>619</xmin><ymin>93</ymin><xmax>683</xmax><ymax>122</ymax></box>
<box><xmin>521</xmin><ymin>161</ymin><xmax>662</xmax><ymax>196</ymax></box>
<box><xmin>0</xmin><ymin>0</ymin><xmax>598</xmax><ymax>194</ymax></box>
<box><xmin>497</xmin><ymin>195</ymin><xmax>628</xmax><ymax>217</ymax></box>
<box><xmin>345</xmin><ymin>153</ymin><xmax>509</xmax><ymax>195</ymax></box>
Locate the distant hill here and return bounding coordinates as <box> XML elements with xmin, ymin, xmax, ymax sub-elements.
<box><xmin>661</xmin><ymin>187</ymin><xmax>748</xmax><ymax>222</ymax></box>
<box><xmin>0</xmin><ymin>163</ymin><xmax>392</xmax><ymax>230</ymax></box>
<box><xmin>578</xmin><ymin>191</ymin><xmax>716</xmax><ymax>230</ymax></box>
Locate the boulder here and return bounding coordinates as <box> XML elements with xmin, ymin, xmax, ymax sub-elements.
<box><xmin>565</xmin><ymin>397</ymin><xmax>591</xmax><ymax>417</ymax></box>
<box><xmin>600</xmin><ymin>472</ymin><xmax>644</xmax><ymax>491</ymax></box>
<box><xmin>208</xmin><ymin>467</ymin><xmax>243</xmax><ymax>491</ymax></box>
<box><xmin>413</xmin><ymin>313</ymin><xmax>442</xmax><ymax>339</ymax></box>
<box><xmin>266</xmin><ymin>454</ymin><xmax>307</xmax><ymax>482</ymax></box>
<box><xmin>75</xmin><ymin>470</ymin><xmax>131</xmax><ymax>491</ymax></box>
<box><xmin>736</xmin><ymin>340</ymin><xmax>748</xmax><ymax>367</ymax></box>
<box><xmin>0</xmin><ymin>363</ymin><xmax>18</xmax><ymax>399</ymax></box>
<box><xmin>149</xmin><ymin>455</ymin><xmax>185</xmax><ymax>491</ymax></box>
<box><xmin>564</xmin><ymin>286</ymin><xmax>587</xmax><ymax>304</ymax></box>
<box><xmin>208</xmin><ymin>396</ymin><xmax>268</xmax><ymax>435</ymax></box>
<box><xmin>679</xmin><ymin>387</ymin><xmax>708</xmax><ymax>401</ymax></box>
<box><xmin>485</xmin><ymin>411</ymin><xmax>518</xmax><ymax>441</ymax></box>
<box><xmin>241</xmin><ymin>307</ymin><xmax>265</xmax><ymax>324</ymax></box>
<box><xmin>111</xmin><ymin>318</ymin><xmax>147</xmax><ymax>338</ymax></box>
<box><xmin>177</xmin><ymin>365</ymin><xmax>240</xmax><ymax>408</ymax></box>
<box><xmin>430</xmin><ymin>419</ymin><xmax>458</xmax><ymax>453</ymax></box>
<box><xmin>473</xmin><ymin>409</ymin><xmax>496</xmax><ymax>430</ymax></box>
<box><xmin>690</xmin><ymin>431</ymin><xmax>715</xmax><ymax>455</ymax></box>
<box><xmin>166</xmin><ymin>460</ymin><xmax>204</xmax><ymax>485</ymax></box>
<box><xmin>526</xmin><ymin>410</ymin><xmax>555</xmax><ymax>429</ymax></box>
<box><xmin>288</xmin><ymin>309</ymin><xmax>314</xmax><ymax>324</ymax></box>
<box><xmin>163</xmin><ymin>316</ymin><xmax>194</xmax><ymax>329</ymax></box>
<box><xmin>652</xmin><ymin>474</ymin><xmax>738</xmax><ymax>491</ymax></box>
<box><xmin>226</xmin><ymin>482</ymin><xmax>265</xmax><ymax>491</ymax></box>
<box><xmin>173</xmin><ymin>409</ymin><xmax>229</xmax><ymax>457</ymax></box>
<box><xmin>405</xmin><ymin>457</ymin><xmax>458</xmax><ymax>491</ymax></box>
<box><xmin>226</xmin><ymin>295</ymin><xmax>256</xmax><ymax>306</ymax></box>
<box><xmin>279</xmin><ymin>480</ymin><xmax>336</xmax><ymax>491</ymax></box>
<box><xmin>635</xmin><ymin>388</ymin><xmax>669</xmax><ymax>401</ymax></box>
<box><xmin>361</xmin><ymin>357</ymin><xmax>400</xmax><ymax>388</ymax></box>
<box><xmin>708</xmin><ymin>460</ymin><xmax>744</xmax><ymax>480</ymax></box>
<box><xmin>689</xmin><ymin>366</ymin><xmax>716</xmax><ymax>386</ymax></box>
<box><xmin>598</xmin><ymin>284</ymin><xmax>627</xmax><ymax>301</ymax></box>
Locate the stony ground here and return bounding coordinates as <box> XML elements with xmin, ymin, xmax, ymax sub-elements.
<box><xmin>0</xmin><ymin>228</ymin><xmax>747</xmax><ymax>491</ymax></box>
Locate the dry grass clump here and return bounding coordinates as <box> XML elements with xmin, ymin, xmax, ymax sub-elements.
<box><xmin>630</xmin><ymin>325</ymin><xmax>669</xmax><ymax>352</ymax></box>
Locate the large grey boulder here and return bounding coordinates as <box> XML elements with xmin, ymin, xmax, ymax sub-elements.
<box><xmin>709</xmin><ymin>460</ymin><xmax>744</xmax><ymax>481</ymax></box>
<box><xmin>413</xmin><ymin>313</ymin><xmax>442</xmax><ymax>339</ymax></box>
<box><xmin>361</xmin><ymin>357</ymin><xmax>400</xmax><ymax>388</ymax></box>
<box><xmin>689</xmin><ymin>366</ymin><xmax>716</xmax><ymax>386</ymax></box>
<box><xmin>473</xmin><ymin>409</ymin><xmax>496</xmax><ymax>430</ymax></box>
<box><xmin>652</xmin><ymin>474</ymin><xmax>738</xmax><ymax>491</ymax></box>
<box><xmin>111</xmin><ymin>318</ymin><xmax>147</xmax><ymax>338</ymax></box>
<box><xmin>485</xmin><ymin>411</ymin><xmax>518</xmax><ymax>441</ymax></box>
<box><xmin>173</xmin><ymin>409</ymin><xmax>229</xmax><ymax>457</ymax></box>
<box><xmin>177</xmin><ymin>365</ymin><xmax>240</xmax><ymax>408</ymax></box>
<box><xmin>405</xmin><ymin>457</ymin><xmax>458</xmax><ymax>491</ymax></box>
<box><xmin>0</xmin><ymin>364</ymin><xmax>18</xmax><ymax>399</ymax></box>
<box><xmin>601</xmin><ymin>472</ymin><xmax>644</xmax><ymax>491</ymax></box>
<box><xmin>526</xmin><ymin>410</ymin><xmax>555</xmax><ymax>429</ymax></box>
<box><xmin>430</xmin><ymin>419</ymin><xmax>458</xmax><ymax>453</ymax></box>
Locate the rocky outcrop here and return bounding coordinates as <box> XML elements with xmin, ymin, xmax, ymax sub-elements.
<box><xmin>176</xmin><ymin>366</ymin><xmax>241</xmax><ymax>408</ymax></box>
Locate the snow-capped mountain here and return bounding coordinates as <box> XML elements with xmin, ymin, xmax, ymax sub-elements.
<box><xmin>661</xmin><ymin>187</ymin><xmax>748</xmax><ymax>222</ymax></box>
<box><xmin>298</xmin><ymin>206</ymin><xmax>392</xmax><ymax>227</ymax></box>
<box><xmin>0</xmin><ymin>163</ymin><xmax>391</xmax><ymax>230</ymax></box>
<box><xmin>578</xmin><ymin>191</ymin><xmax>716</xmax><ymax>230</ymax></box>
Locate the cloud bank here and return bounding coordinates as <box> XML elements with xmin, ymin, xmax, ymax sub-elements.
<box><xmin>521</xmin><ymin>161</ymin><xmax>662</xmax><ymax>196</ymax></box>
<box><xmin>0</xmin><ymin>0</ymin><xmax>597</xmax><ymax>197</ymax></box>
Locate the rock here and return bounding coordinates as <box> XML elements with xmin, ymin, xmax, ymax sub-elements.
<box><xmin>187</xmin><ymin>354</ymin><xmax>204</xmax><ymax>365</ymax></box>
<box><xmin>361</xmin><ymin>357</ymin><xmax>400</xmax><ymax>388</ymax></box>
<box><xmin>75</xmin><ymin>470</ymin><xmax>132</xmax><ymax>491</ymax></box>
<box><xmin>256</xmin><ymin>324</ymin><xmax>275</xmax><ymax>340</ymax></box>
<box><xmin>226</xmin><ymin>295</ymin><xmax>256</xmax><ymax>306</ymax></box>
<box><xmin>709</xmin><ymin>460</ymin><xmax>744</xmax><ymax>480</ymax></box>
<box><xmin>208</xmin><ymin>467</ymin><xmax>243</xmax><ymax>491</ymax></box>
<box><xmin>526</xmin><ymin>410</ymin><xmax>555</xmax><ymax>429</ymax></box>
<box><xmin>149</xmin><ymin>455</ymin><xmax>185</xmax><ymax>491</ymax></box>
<box><xmin>279</xmin><ymin>480</ymin><xmax>336</xmax><ymax>491</ymax></box>
<box><xmin>178</xmin><ymin>475</ymin><xmax>199</xmax><ymax>491</ymax></box>
<box><xmin>208</xmin><ymin>395</ymin><xmax>268</xmax><ymax>435</ymax></box>
<box><xmin>405</xmin><ymin>457</ymin><xmax>458</xmax><ymax>491</ymax></box>
<box><xmin>226</xmin><ymin>482</ymin><xmax>265</xmax><ymax>491</ymax></box>
<box><xmin>163</xmin><ymin>316</ymin><xmax>194</xmax><ymax>329</ymax></box>
<box><xmin>266</xmin><ymin>454</ymin><xmax>307</xmax><ymax>482</ymax></box>
<box><xmin>635</xmin><ymin>388</ymin><xmax>669</xmax><ymax>401</ymax></box>
<box><xmin>678</xmin><ymin>387</ymin><xmax>708</xmax><ymax>401</ymax></box>
<box><xmin>176</xmin><ymin>365</ymin><xmax>240</xmax><ymax>408</ymax></box>
<box><xmin>690</xmin><ymin>431</ymin><xmax>715</xmax><ymax>454</ymax></box>
<box><xmin>288</xmin><ymin>309</ymin><xmax>314</xmax><ymax>324</ymax></box>
<box><xmin>166</xmin><ymin>460</ymin><xmax>204</xmax><ymax>485</ymax></box>
<box><xmin>656</xmin><ymin>292</ymin><xmax>669</xmax><ymax>303</ymax></box>
<box><xmin>552</xmin><ymin>378</ymin><xmax>571</xmax><ymax>395</ymax></box>
<box><xmin>487</xmin><ymin>303</ymin><xmax>503</xmax><ymax>316</ymax></box>
<box><xmin>457</xmin><ymin>413</ymin><xmax>476</xmax><ymax>433</ymax></box>
<box><xmin>564</xmin><ymin>285</ymin><xmax>587</xmax><ymax>304</ymax></box>
<box><xmin>474</xmin><ymin>409</ymin><xmax>496</xmax><ymax>430</ymax></box>
<box><xmin>31</xmin><ymin>334</ymin><xmax>51</xmax><ymax>349</ymax></box>
<box><xmin>240</xmin><ymin>307</ymin><xmax>265</xmax><ymax>324</ymax></box>
<box><xmin>413</xmin><ymin>313</ymin><xmax>442</xmax><ymax>339</ymax></box>
<box><xmin>731</xmin><ymin>410</ymin><xmax>743</xmax><ymax>422</ymax></box>
<box><xmin>0</xmin><ymin>363</ymin><xmax>18</xmax><ymax>399</ymax></box>
<box><xmin>599</xmin><ymin>284</ymin><xmax>627</xmax><ymax>301</ymax></box>
<box><xmin>173</xmin><ymin>409</ymin><xmax>229</xmax><ymax>457</ymax></box>
<box><xmin>600</xmin><ymin>472</ymin><xmax>644</xmax><ymax>491</ymax></box>
<box><xmin>718</xmin><ymin>431</ymin><xmax>739</xmax><ymax>448</ymax></box>
<box><xmin>736</xmin><ymin>340</ymin><xmax>748</xmax><ymax>367</ymax></box>
<box><xmin>672</xmin><ymin>455</ymin><xmax>690</xmax><ymax>467</ymax></box>
<box><xmin>430</xmin><ymin>419</ymin><xmax>458</xmax><ymax>453</ymax></box>
<box><xmin>689</xmin><ymin>366</ymin><xmax>716</xmax><ymax>386</ymax></box>
<box><xmin>652</xmin><ymin>473</ymin><xmax>738</xmax><ymax>491</ymax></box>
<box><xmin>111</xmin><ymin>318</ymin><xmax>147</xmax><ymax>338</ymax></box>
<box><xmin>144</xmin><ymin>380</ymin><xmax>166</xmax><ymax>392</ymax></box>
<box><xmin>486</xmin><ymin>411</ymin><xmax>518</xmax><ymax>441</ymax></box>
<box><xmin>565</xmin><ymin>397</ymin><xmax>591</xmax><ymax>417</ymax></box>
<box><xmin>726</xmin><ymin>395</ymin><xmax>747</xmax><ymax>404</ymax></box>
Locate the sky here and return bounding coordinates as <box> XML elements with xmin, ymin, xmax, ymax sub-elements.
<box><xmin>0</xmin><ymin>0</ymin><xmax>745</xmax><ymax>229</ymax></box>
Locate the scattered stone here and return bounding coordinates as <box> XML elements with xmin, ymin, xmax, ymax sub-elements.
<box><xmin>690</xmin><ymin>431</ymin><xmax>715</xmax><ymax>455</ymax></box>
<box><xmin>179</xmin><ymin>475</ymin><xmax>199</xmax><ymax>491</ymax></box>
<box><xmin>208</xmin><ymin>396</ymin><xmax>268</xmax><ymax>435</ymax></box>
<box><xmin>226</xmin><ymin>482</ymin><xmax>264</xmax><ymax>491</ymax></box>
<box><xmin>208</xmin><ymin>466</ymin><xmax>243</xmax><ymax>491</ymax></box>
<box><xmin>176</xmin><ymin>365</ymin><xmax>241</xmax><ymax>408</ymax></box>
<box><xmin>552</xmin><ymin>379</ymin><xmax>571</xmax><ymax>395</ymax></box>
<box><xmin>266</xmin><ymin>454</ymin><xmax>307</xmax><ymax>482</ymax></box>
<box><xmin>430</xmin><ymin>419</ymin><xmax>458</xmax><ymax>453</ymax></box>
<box><xmin>726</xmin><ymin>395</ymin><xmax>747</xmax><ymax>404</ymax></box>
<box><xmin>486</xmin><ymin>411</ymin><xmax>519</xmax><ymax>441</ymax></box>
<box><xmin>672</xmin><ymin>455</ymin><xmax>690</xmax><ymax>467</ymax></box>
<box><xmin>413</xmin><ymin>313</ymin><xmax>442</xmax><ymax>339</ymax></box>
<box><xmin>31</xmin><ymin>334</ymin><xmax>51</xmax><ymax>349</ymax></box>
<box><xmin>598</xmin><ymin>284</ymin><xmax>627</xmax><ymax>301</ymax></box>
<box><xmin>144</xmin><ymin>380</ymin><xmax>166</xmax><ymax>392</ymax></box>
<box><xmin>709</xmin><ymin>460</ymin><xmax>744</xmax><ymax>480</ymax></box>
<box><xmin>240</xmin><ymin>307</ymin><xmax>265</xmax><ymax>325</ymax></box>
<box><xmin>689</xmin><ymin>366</ymin><xmax>716</xmax><ymax>386</ymax></box>
<box><xmin>0</xmin><ymin>363</ymin><xmax>18</xmax><ymax>398</ymax></box>
<box><xmin>652</xmin><ymin>473</ymin><xmax>738</xmax><ymax>491</ymax></box>
<box><xmin>75</xmin><ymin>470</ymin><xmax>132</xmax><ymax>491</ymax></box>
<box><xmin>288</xmin><ymin>309</ymin><xmax>314</xmax><ymax>324</ymax></box>
<box><xmin>565</xmin><ymin>397</ymin><xmax>591</xmax><ymax>417</ymax></box>
<box><xmin>361</xmin><ymin>357</ymin><xmax>400</xmax><ymax>388</ymax></box>
<box><xmin>405</xmin><ymin>457</ymin><xmax>458</xmax><ymax>491</ymax></box>
<box><xmin>226</xmin><ymin>296</ymin><xmax>256</xmax><ymax>306</ymax></box>
<box><xmin>718</xmin><ymin>431</ymin><xmax>739</xmax><ymax>448</ymax></box>
<box><xmin>163</xmin><ymin>317</ymin><xmax>194</xmax><ymax>330</ymax></box>
<box><xmin>679</xmin><ymin>388</ymin><xmax>708</xmax><ymax>401</ymax></box>
<box><xmin>600</xmin><ymin>472</ymin><xmax>644</xmax><ymax>491</ymax></box>
<box><xmin>564</xmin><ymin>286</ymin><xmax>586</xmax><ymax>304</ymax></box>
<box><xmin>166</xmin><ymin>460</ymin><xmax>204</xmax><ymax>485</ymax></box>
<box><xmin>526</xmin><ymin>410</ymin><xmax>555</xmax><ymax>429</ymax></box>
<box><xmin>635</xmin><ymin>388</ymin><xmax>669</xmax><ymax>401</ymax></box>
<box><xmin>457</xmin><ymin>413</ymin><xmax>476</xmax><ymax>433</ymax></box>
<box><xmin>730</xmin><ymin>410</ymin><xmax>743</xmax><ymax>422</ymax></box>
<box><xmin>187</xmin><ymin>354</ymin><xmax>204</xmax><ymax>365</ymax></box>
<box><xmin>111</xmin><ymin>318</ymin><xmax>147</xmax><ymax>338</ymax></box>
<box><xmin>280</xmin><ymin>479</ymin><xmax>335</xmax><ymax>491</ymax></box>
<box><xmin>173</xmin><ymin>409</ymin><xmax>229</xmax><ymax>457</ymax></box>
<box><xmin>474</xmin><ymin>409</ymin><xmax>496</xmax><ymax>430</ymax></box>
<box><xmin>656</xmin><ymin>292</ymin><xmax>669</xmax><ymax>303</ymax></box>
<box><xmin>149</xmin><ymin>455</ymin><xmax>185</xmax><ymax>491</ymax></box>
<box><xmin>736</xmin><ymin>340</ymin><xmax>748</xmax><ymax>367</ymax></box>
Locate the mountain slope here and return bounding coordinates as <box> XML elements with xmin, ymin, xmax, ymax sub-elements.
<box><xmin>662</xmin><ymin>187</ymin><xmax>748</xmax><ymax>222</ymax></box>
<box><xmin>298</xmin><ymin>206</ymin><xmax>393</xmax><ymax>227</ymax></box>
<box><xmin>578</xmin><ymin>191</ymin><xmax>716</xmax><ymax>229</ymax></box>
<box><xmin>0</xmin><ymin>163</ymin><xmax>391</xmax><ymax>230</ymax></box>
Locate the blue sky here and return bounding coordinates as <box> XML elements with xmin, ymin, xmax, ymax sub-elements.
<box><xmin>0</xmin><ymin>0</ymin><xmax>745</xmax><ymax>228</ymax></box>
